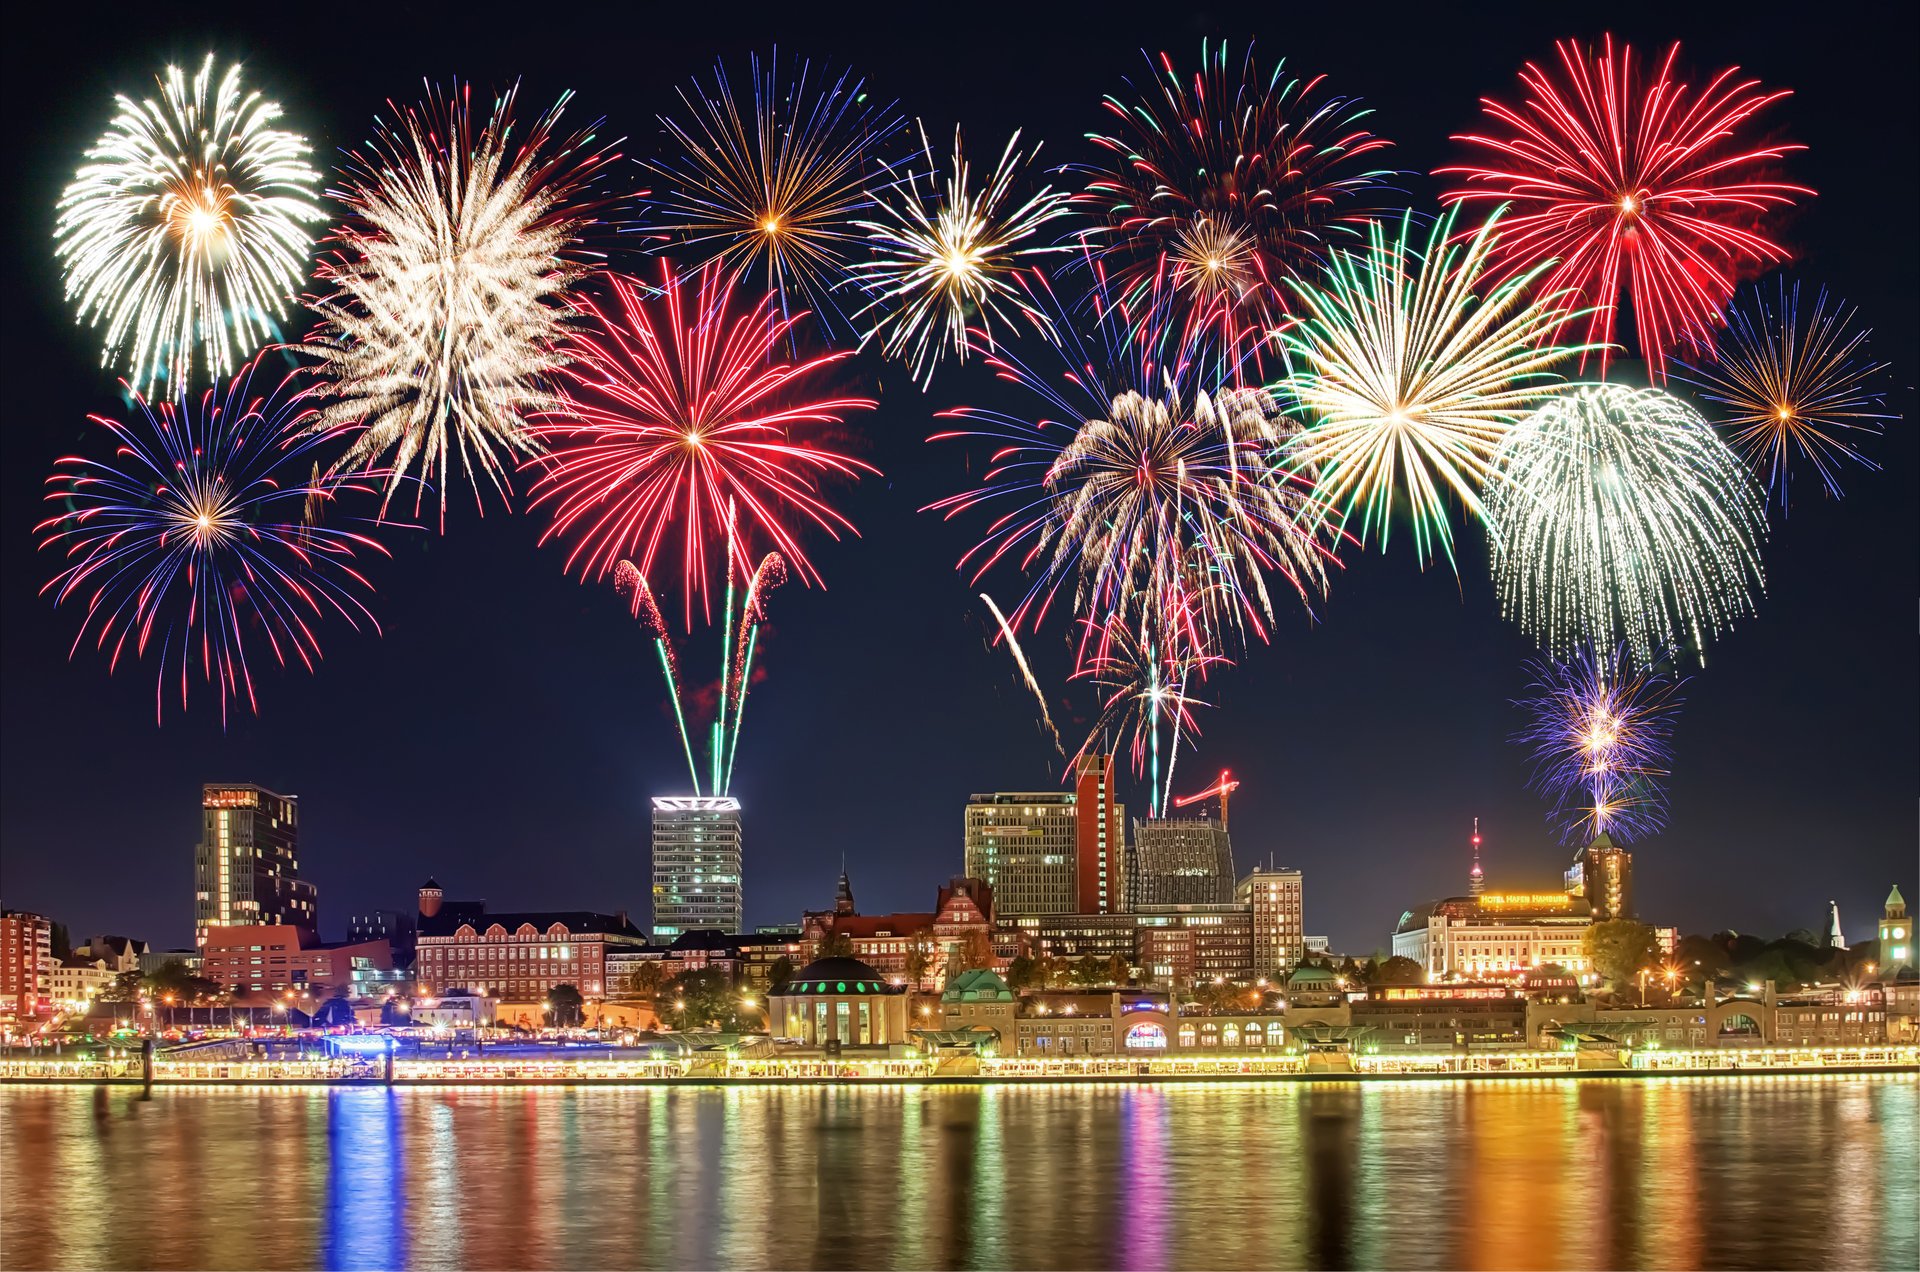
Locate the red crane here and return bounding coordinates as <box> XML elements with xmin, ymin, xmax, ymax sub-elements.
<box><xmin>1173</xmin><ymin>769</ymin><xmax>1241</xmax><ymax>831</ymax></box>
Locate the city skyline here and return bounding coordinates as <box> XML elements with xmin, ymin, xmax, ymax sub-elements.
<box><xmin>2</xmin><ymin>2</ymin><xmax>1914</xmax><ymax>958</ymax></box>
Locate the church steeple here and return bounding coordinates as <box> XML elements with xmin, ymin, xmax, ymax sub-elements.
<box><xmin>1826</xmin><ymin>900</ymin><xmax>1847</xmax><ymax>951</ymax></box>
<box><xmin>834</xmin><ymin>857</ymin><xmax>857</xmax><ymax>915</ymax></box>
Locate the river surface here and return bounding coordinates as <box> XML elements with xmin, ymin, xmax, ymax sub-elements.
<box><xmin>2</xmin><ymin>1076</ymin><xmax>1913</xmax><ymax>1270</ymax></box>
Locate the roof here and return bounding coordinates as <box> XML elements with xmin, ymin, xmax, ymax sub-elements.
<box><xmin>421</xmin><ymin>910</ymin><xmax>645</xmax><ymax>939</ymax></box>
<box><xmin>772</xmin><ymin>957</ymin><xmax>902</xmax><ymax>996</ymax></box>
<box><xmin>812</xmin><ymin>912</ymin><xmax>935</xmax><ymax>939</ymax></box>
<box><xmin>942</xmin><ymin>968</ymin><xmax>1014</xmax><ymax>1002</ymax></box>
<box><xmin>1286</xmin><ymin>964</ymin><xmax>1339</xmax><ymax>986</ymax></box>
<box><xmin>421</xmin><ymin>877</ymin><xmax>441</xmax><ymax>890</ymax></box>
<box><xmin>1889</xmin><ymin>884</ymin><xmax>1907</xmax><ymax>909</ymax></box>
<box><xmin>667</xmin><ymin>929</ymin><xmax>739</xmax><ymax>953</ymax></box>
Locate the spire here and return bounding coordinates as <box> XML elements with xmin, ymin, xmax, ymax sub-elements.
<box><xmin>1469</xmin><ymin>818</ymin><xmax>1485</xmax><ymax>897</ymax></box>
<box><xmin>834</xmin><ymin>859</ymin><xmax>856</xmax><ymax>915</ymax></box>
<box><xmin>1888</xmin><ymin>884</ymin><xmax>1908</xmax><ymax>918</ymax></box>
<box><xmin>1826</xmin><ymin>900</ymin><xmax>1847</xmax><ymax>951</ymax></box>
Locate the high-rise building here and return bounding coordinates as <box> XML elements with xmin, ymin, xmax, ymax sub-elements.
<box><xmin>1133</xmin><ymin>816</ymin><xmax>1236</xmax><ymax>907</ymax></box>
<box><xmin>1880</xmin><ymin>885</ymin><xmax>1911</xmax><ymax>977</ymax></box>
<box><xmin>651</xmin><ymin>796</ymin><xmax>744</xmax><ymax>938</ymax></box>
<box><xmin>964</xmin><ymin>757</ymin><xmax>1125</xmax><ymax>919</ymax></box>
<box><xmin>194</xmin><ymin>784</ymin><xmax>315</xmax><ymax>949</ymax></box>
<box><xmin>0</xmin><ymin>910</ymin><xmax>53</xmax><ymax>1018</ymax></box>
<box><xmin>1238</xmin><ymin>866</ymin><xmax>1304</xmax><ymax>975</ymax></box>
<box><xmin>1075</xmin><ymin>754</ymin><xmax>1125</xmax><ymax>915</ymax></box>
<box><xmin>1564</xmin><ymin>834</ymin><xmax>1634</xmax><ymax>922</ymax></box>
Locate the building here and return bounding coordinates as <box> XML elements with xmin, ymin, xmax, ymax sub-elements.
<box><xmin>937</xmin><ymin>968</ymin><xmax>1018</xmax><ymax>1044</ymax></box>
<box><xmin>964</xmin><ymin>792</ymin><xmax>1078</xmax><ymax>917</ymax></box>
<box><xmin>1351</xmin><ymin>984</ymin><xmax>1528</xmax><ymax>1051</ymax></box>
<box><xmin>1133</xmin><ymin>816</ymin><xmax>1236</xmax><ymax>908</ymax></box>
<box><xmin>194</xmin><ymin>784</ymin><xmax>315</xmax><ymax>948</ymax></box>
<box><xmin>963</xmin><ymin>758</ymin><xmax>1125</xmax><ymax>919</ymax></box>
<box><xmin>1393</xmin><ymin>892</ymin><xmax>1595</xmax><ymax>982</ymax></box>
<box><xmin>1773</xmin><ymin>984</ymin><xmax>1887</xmax><ymax>1047</ymax></box>
<box><xmin>1074</xmin><ymin>754</ymin><xmax>1125</xmax><ymax>915</ymax></box>
<box><xmin>414</xmin><ymin>881</ymin><xmax>650</xmax><ymax>1000</ymax></box>
<box><xmin>1239</xmin><ymin>866</ymin><xmax>1305</xmax><ymax>975</ymax></box>
<box><xmin>1</xmin><ymin>911</ymin><xmax>53</xmax><ymax>1017</ymax></box>
<box><xmin>1879</xmin><ymin>885</ymin><xmax>1912</xmax><ymax>977</ymax></box>
<box><xmin>799</xmin><ymin>872</ymin><xmax>998</xmax><ymax>989</ymax></box>
<box><xmin>200</xmin><ymin>924</ymin><xmax>396</xmax><ymax>998</ymax></box>
<box><xmin>930</xmin><ymin>876</ymin><xmax>995</xmax><ymax>974</ymax></box>
<box><xmin>650</xmin><ymin>797</ymin><xmax>744</xmax><ymax>938</ymax></box>
<box><xmin>1564</xmin><ymin>834</ymin><xmax>1634</xmax><ymax>922</ymax></box>
<box><xmin>346</xmin><ymin>910</ymin><xmax>417</xmax><ymax>968</ymax></box>
<box><xmin>1000</xmin><ymin>907</ymin><xmax>1256</xmax><ymax>987</ymax></box>
<box><xmin>770</xmin><ymin>957</ymin><xmax>909</xmax><ymax>1048</ymax></box>
<box><xmin>74</xmin><ymin>936</ymin><xmax>150</xmax><ymax>974</ymax></box>
<box><xmin>49</xmin><ymin>957</ymin><xmax>117</xmax><ymax>1008</ymax></box>
<box><xmin>140</xmin><ymin>949</ymin><xmax>202</xmax><ymax>977</ymax></box>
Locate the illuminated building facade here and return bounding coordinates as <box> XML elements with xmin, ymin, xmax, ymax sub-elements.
<box><xmin>1000</xmin><ymin>907</ymin><xmax>1255</xmax><ymax>986</ymax></box>
<box><xmin>964</xmin><ymin>761</ymin><xmax>1125</xmax><ymax>919</ymax></box>
<box><xmin>1074</xmin><ymin>754</ymin><xmax>1125</xmax><ymax>915</ymax></box>
<box><xmin>200</xmin><ymin>924</ymin><xmax>395</xmax><ymax>998</ymax></box>
<box><xmin>194</xmin><ymin>784</ymin><xmax>315</xmax><ymax>948</ymax></box>
<box><xmin>770</xmin><ymin>957</ymin><xmax>909</xmax><ymax>1047</ymax></box>
<box><xmin>1563</xmin><ymin>833</ymin><xmax>1634</xmax><ymax>921</ymax></box>
<box><xmin>1352</xmin><ymin>983</ymin><xmax>1528</xmax><ymax>1050</ymax></box>
<box><xmin>0</xmin><ymin>910</ymin><xmax>53</xmax><ymax>1018</ymax></box>
<box><xmin>650</xmin><ymin>796</ymin><xmax>744</xmax><ymax>938</ymax></box>
<box><xmin>414</xmin><ymin>890</ymin><xmax>649</xmax><ymax>1000</ymax></box>
<box><xmin>1133</xmin><ymin>816</ymin><xmax>1236</xmax><ymax>907</ymax></box>
<box><xmin>1392</xmin><ymin>892</ymin><xmax>1595</xmax><ymax>981</ymax></box>
<box><xmin>1238</xmin><ymin>866</ymin><xmax>1305</xmax><ymax>975</ymax></box>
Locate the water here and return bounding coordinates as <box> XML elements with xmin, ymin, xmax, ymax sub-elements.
<box><xmin>2</xmin><ymin>1076</ymin><xmax>1914</xmax><ymax>1270</ymax></box>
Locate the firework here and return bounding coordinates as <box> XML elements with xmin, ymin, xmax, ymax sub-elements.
<box><xmin>531</xmin><ymin>262</ymin><xmax>877</xmax><ymax>628</ymax></box>
<box><xmin>1676</xmin><ymin>280</ymin><xmax>1892</xmax><ymax>511</ymax></box>
<box><xmin>37</xmin><ymin>358</ymin><xmax>387</xmax><ymax>726</ymax></box>
<box><xmin>1277</xmin><ymin>206</ymin><xmax>1594</xmax><ymax>568</ymax></box>
<box><xmin>1484</xmin><ymin>383</ymin><xmax>1767</xmax><ymax>668</ymax></box>
<box><xmin>981</xmin><ymin>592</ymin><xmax>1064</xmax><ymax>756</ymax></box>
<box><xmin>852</xmin><ymin>124</ymin><xmax>1074</xmax><ymax>386</ymax></box>
<box><xmin>928</xmin><ymin>269</ymin><xmax>1329</xmax><ymax>654</ymax></box>
<box><xmin>1516</xmin><ymin>644</ymin><xmax>1683</xmax><ymax>844</ymax></box>
<box><xmin>307</xmin><ymin>84</ymin><xmax>620</xmax><ymax>521</ymax></box>
<box><xmin>1073</xmin><ymin>613</ymin><xmax>1226</xmax><ymax>817</ymax></box>
<box><xmin>1080</xmin><ymin>41</ymin><xmax>1396</xmax><ymax>349</ymax></box>
<box><xmin>645</xmin><ymin>51</ymin><xmax>905</xmax><ymax>335</ymax></box>
<box><xmin>1440</xmin><ymin>37</ymin><xmax>1810</xmax><ymax>376</ymax></box>
<box><xmin>55</xmin><ymin>56</ymin><xmax>324</xmax><ymax>396</ymax></box>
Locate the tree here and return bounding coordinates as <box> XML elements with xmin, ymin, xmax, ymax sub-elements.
<box><xmin>1374</xmin><ymin>956</ymin><xmax>1425</xmax><ymax>986</ymax></box>
<box><xmin>629</xmin><ymin>961</ymin><xmax>666</xmax><ymax>999</ymax></box>
<box><xmin>903</xmin><ymin>935</ymin><xmax>935</xmax><ymax>989</ymax></box>
<box><xmin>1584</xmin><ymin>920</ymin><xmax>1661</xmax><ymax>990</ymax></box>
<box><xmin>1005</xmin><ymin>955</ymin><xmax>1041</xmax><ymax>991</ymax></box>
<box><xmin>1339</xmin><ymin>956</ymin><xmax>1364</xmax><ymax>982</ymax></box>
<box><xmin>314</xmin><ymin>994</ymin><xmax>357</xmax><ymax>1028</ymax></box>
<box><xmin>546</xmin><ymin>983</ymin><xmax>585</xmax><ymax>1028</ymax></box>
<box><xmin>663</xmin><ymin>968</ymin><xmax>739</xmax><ymax>1030</ymax></box>
<box><xmin>1105</xmin><ymin>953</ymin><xmax>1131</xmax><ymax>986</ymax></box>
<box><xmin>814</xmin><ymin>930</ymin><xmax>856</xmax><ymax>961</ymax></box>
<box><xmin>143</xmin><ymin>960</ymin><xmax>221</xmax><ymax>1003</ymax></box>
<box><xmin>1070</xmin><ymin>954</ymin><xmax>1106</xmax><ymax>987</ymax></box>
<box><xmin>767</xmin><ymin>956</ymin><xmax>796</xmax><ymax>992</ymax></box>
<box><xmin>49</xmin><ymin>923</ymin><xmax>71</xmax><ymax>963</ymax></box>
<box><xmin>101</xmin><ymin>970</ymin><xmax>142</xmax><ymax>1002</ymax></box>
<box><xmin>1195</xmin><ymin>979</ymin><xmax>1240</xmax><ymax>1013</ymax></box>
<box><xmin>953</xmin><ymin>929</ymin><xmax>994</xmax><ymax>974</ymax></box>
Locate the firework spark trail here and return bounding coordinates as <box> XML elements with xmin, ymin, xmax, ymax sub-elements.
<box><xmin>980</xmin><ymin>592</ymin><xmax>1065</xmax><ymax>757</ymax></box>
<box><xmin>1516</xmin><ymin>644</ymin><xmax>1684</xmax><ymax>844</ymax></box>
<box><xmin>55</xmin><ymin>55</ymin><xmax>324</xmax><ymax>396</ymax></box>
<box><xmin>1277</xmin><ymin>205</ymin><xmax>1597</xmax><ymax>569</ymax></box>
<box><xmin>615</xmin><ymin>560</ymin><xmax>701</xmax><ymax>793</ymax></box>
<box><xmin>1675</xmin><ymin>280</ymin><xmax>1893</xmax><ymax>513</ymax></box>
<box><xmin>530</xmin><ymin>261</ymin><xmax>878</xmax><ymax>630</ymax></box>
<box><xmin>308</xmin><ymin>83</ymin><xmax>622</xmax><ymax>522</ymax></box>
<box><xmin>1072</xmin><ymin>614</ymin><xmax>1225</xmax><ymax>816</ymax></box>
<box><xmin>646</xmin><ymin>49</ymin><xmax>906</xmax><ymax>337</ymax></box>
<box><xmin>852</xmin><ymin>124</ymin><xmax>1075</xmax><ymax>386</ymax></box>
<box><xmin>1484</xmin><ymin>383</ymin><xmax>1768</xmax><ymax>669</ymax></box>
<box><xmin>37</xmin><ymin>357</ymin><xmax>388</xmax><ymax>726</ymax></box>
<box><xmin>1440</xmin><ymin>36</ymin><xmax>1810</xmax><ymax>377</ymax></box>
<box><xmin>723</xmin><ymin>553</ymin><xmax>789</xmax><ymax>793</ymax></box>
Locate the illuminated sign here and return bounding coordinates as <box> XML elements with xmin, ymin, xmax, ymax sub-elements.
<box><xmin>1477</xmin><ymin>893</ymin><xmax>1573</xmax><ymax>909</ymax></box>
<box><xmin>323</xmin><ymin>1034</ymin><xmax>394</xmax><ymax>1056</ymax></box>
<box><xmin>651</xmin><ymin>797</ymin><xmax>742</xmax><ymax>812</ymax></box>
<box><xmin>203</xmin><ymin>791</ymin><xmax>261</xmax><ymax>809</ymax></box>
<box><xmin>1124</xmin><ymin>1023</ymin><xmax>1168</xmax><ymax>1050</ymax></box>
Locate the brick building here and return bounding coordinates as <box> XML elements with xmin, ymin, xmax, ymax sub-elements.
<box><xmin>200</xmin><ymin>924</ymin><xmax>395</xmax><ymax>999</ymax></box>
<box><xmin>1</xmin><ymin>910</ymin><xmax>53</xmax><ymax>1018</ymax></box>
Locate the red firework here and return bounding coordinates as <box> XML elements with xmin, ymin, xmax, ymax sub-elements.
<box><xmin>529</xmin><ymin>262</ymin><xmax>877</xmax><ymax>628</ymax></box>
<box><xmin>1439</xmin><ymin>36</ymin><xmax>1810</xmax><ymax>377</ymax></box>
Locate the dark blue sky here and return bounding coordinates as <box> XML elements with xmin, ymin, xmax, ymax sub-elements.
<box><xmin>3</xmin><ymin>2</ymin><xmax>1913</xmax><ymax>954</ymax></box>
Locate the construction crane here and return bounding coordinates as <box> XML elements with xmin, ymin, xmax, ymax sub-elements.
<box><xmin>1173</xmin><ymin>769</ymin><xmax>1240</xmax><ymax>831</ymax></box>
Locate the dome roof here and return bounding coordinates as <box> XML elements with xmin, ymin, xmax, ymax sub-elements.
<box><xmin>774</xmin><ymin>956</ymin><xmax>902</xmax><ymax>996</ymax></box>
<box><xmin>1286</xmin><ymin>964</ymin><xmax>1339</xmax><ymax>986</ymax></box>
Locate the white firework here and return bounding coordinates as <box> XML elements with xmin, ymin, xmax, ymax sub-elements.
<box><xmin>1484</xmin><ymin>383</ymin><xmax>1768</xmax><ymax>668</ymax></box>
<box><xmin>309</xmin><ymin>88</ymin><xmax>609</xmax><ymax>520</ymax></box>
<box><xmin>54</xmin><ymin>55</ymin><xmax>323</xmax><ymax>395</ymax></box>
<box><xmin>852</xmin><ymin>124</ymin><xmax>1072</xmax><ymax>387</ymax></box>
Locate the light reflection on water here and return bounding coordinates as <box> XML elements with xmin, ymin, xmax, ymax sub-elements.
<box><xmin>1</xmin><ymin>1076</ymin><xmax>1913</xmax><ymax>1270</ymax></box>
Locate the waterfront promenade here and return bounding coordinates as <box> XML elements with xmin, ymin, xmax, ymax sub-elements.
<box><xmin>3</xmin><ymin>1043</ymin><xmax>1913</xmax><ymax>1085</ymax></box>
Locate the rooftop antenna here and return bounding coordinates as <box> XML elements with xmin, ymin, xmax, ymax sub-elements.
<box><xmin>1469</xmin><ymin>817</ymin><xmax>1485</xmax><ymax>897</ymax></box>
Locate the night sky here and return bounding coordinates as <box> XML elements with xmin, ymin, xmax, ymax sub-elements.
<box><xmin>3</xmin><ymin>2</ymin><xmax>1913</xmax><ymax>955</ymax></box>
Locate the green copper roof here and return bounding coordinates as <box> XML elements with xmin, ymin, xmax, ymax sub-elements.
<box><xmin>1889</xmin><ymin>884</ymin><xmax>1907</xmax><ymax>909</ymax></box>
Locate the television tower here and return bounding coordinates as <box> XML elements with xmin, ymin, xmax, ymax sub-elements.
<box><xmin>1469</xmin><ymin>818</ymin><xmax>1485</xmax><ymax>897</ymax></box>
